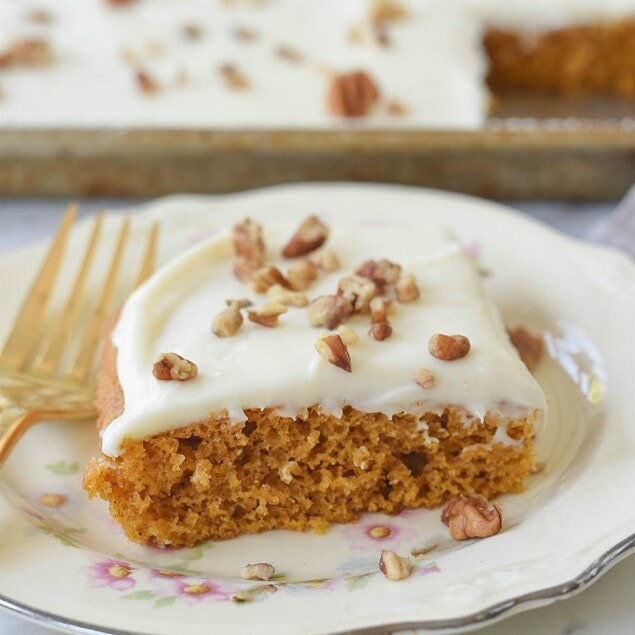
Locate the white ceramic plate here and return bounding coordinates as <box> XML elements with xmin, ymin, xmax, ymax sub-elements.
<box><xmin>1</xmin><ymin>184</ymin><xmax>634</xmax><ymax>635</ymax></box>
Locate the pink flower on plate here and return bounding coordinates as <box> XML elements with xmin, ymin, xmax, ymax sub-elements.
<box><xmin>342</xmin><ymin>520</ymin><xmax>419</xmax><ymax>551</ymax></box>
<box><xmin>172</xmin><ymin>578</ymin><xmax>234</xmax><ymax>604</ymax></box>
<box><xmin>84</xmin><ymin>558</ymin><xmax>136</xmax><ymax>591</ymax></box>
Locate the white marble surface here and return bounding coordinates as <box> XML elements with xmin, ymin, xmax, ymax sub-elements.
<box><xmin>0</xmin><ymin>196</ymin><xmax>633</xmax><ymax>635</ymax></box>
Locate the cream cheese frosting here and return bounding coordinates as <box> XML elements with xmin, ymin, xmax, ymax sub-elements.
<box><xmin>0</xmin><ymin>0</ymin><xmax>633</xmax><ymax>129</ymax></box>
<box><xmin>102</xmin><ymin>215</ymin><xmax>546</xmax><ymax>457</ymax></box>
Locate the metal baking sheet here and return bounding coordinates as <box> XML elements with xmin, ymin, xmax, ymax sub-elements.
<box><xmin>2</xmin><ymin>93</ymin><xmax>634</xmax><ymax>200</ymax></box>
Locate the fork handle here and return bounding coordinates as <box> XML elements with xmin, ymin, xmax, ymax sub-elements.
<box><xmin>0</xmin><ymin>406</ymin><xmax>96</xmax><ymax>467</ymax></box>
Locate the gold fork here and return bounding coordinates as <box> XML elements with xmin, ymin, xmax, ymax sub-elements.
<box><xmin>0</xmin><ymin>205</ymin><xmax>158</xmax><ymax>467</ymax></box>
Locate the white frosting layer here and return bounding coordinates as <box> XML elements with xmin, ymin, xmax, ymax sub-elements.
<box><xmin>102</xmin><ymin>217</ymin><xmax>546</xmax><ymax>457</ymax></box>
<box><xmin>0</xmin><ymin>0</ymin><xmax>633</xmax><ymax>129</ymax></box>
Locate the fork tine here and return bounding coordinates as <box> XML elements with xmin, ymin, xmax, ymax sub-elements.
<box><xmin>0</xmin><ymin>205</ymin><xmax>77</xmax><ymax>372</ymax></box>
<box><xmin>31</xmin><ymin>213</ymin><xmax>105</xmax><ymax>377</ymax></box>
<box><xmin>65</xmin><ymin>218</ymin><xmax>131</xmax><ymax>385</ymax></box>
<box><xmin>134</xmin><ymin>222</ymin><xmax>159</xmax><ymax>289</ymax></box>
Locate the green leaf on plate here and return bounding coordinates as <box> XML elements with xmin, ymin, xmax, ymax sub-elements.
<box><xmin>154</xmin><ymin>596</ymin><xmax>176</xmax><ymax>608</ymax></box>
<box><xmin>46</xmin><ymin>460</ymin><xmax>80</xmax><ymax>475</ymax></box>
<box><xmin>122</xmin><ymin>590</ymin><xmax>155</xmax><ymax>601</ymax></box>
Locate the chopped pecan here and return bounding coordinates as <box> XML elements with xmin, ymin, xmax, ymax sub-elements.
<box><xmin>0</xmin><ymin>38</ymin><xmax>53</xmax><ymax>68</ymax></box>
<box><xmin>250</xmin><ymin>266</ymin><xmax>292</xmax><ymax>293</ymax></box>
<box><xmin>355</xmin><ymin>259</ymin><xmax>401</xmax><ymax>287</ymax></box>
<box><xmin>233</xmin><ymin>26</ymin><xmax>258</xmax><ymax>42</ymax></box>
<box><xmin>286</xmin><ymin>260</ymin><xmax>318</xmax><ymax>291</ymax></box>
<box><xmin>232</xmin><ymin>218</ymin><xmax>265</xmax><ymax>263</ymax></box>
<box><xmin>226</xmin><ymin>298</ymin><xmax>252</xmax><ymax>309</ymax></box>
<box><xmin>182</xmin><ymin>23</ymin><xmax>203</xmax><ymax>40</ymax></box>
<box><xmin>336</xmin><ymin>324</ymin><xmax>359</xmax><ymax>346</ymax></box>
<box><xmin>267</xmin><ymin>284</ymin><xmax>308</xmax><ymax>307</ymax></box>
<box><xmin>274</xmin><ymin>44</ymin><xmax>303</xmax><ymax>63</ymax></box>
<box><xmin>240</xmin><ymin>562</ymin><xmax>275</xmax><ymax>581</ymax></box>
<box><xmin>152</xmin><ymin>353</ymin><xmax>198</xmax><ymax>381</ymax></box>
<box><xmin>387</xmin><ymin>99</ymin><xmax>409</xmax><ymax>116</ymax></box>
<box><xmin>248</xmin><ymin>301</ymin><xmax>287</xmax><ymax>327</ymax></box>
<box><xmin>219</xmin><ymin>63</ymin><xmax>250</xmax><ymax>89</ymax></box>
<box><xmin>315</xmin><ymin>334</ymin><xmax>352</xmax><ymax>372</ymax></box>
<box><xmin>135</xmin><ymin>68</ymin><xmax>160</xmax><ymax>94</ymax></box>
<box><xmin>415</xmin><ymin>368</ymin><xmax>435</xmax><ymax>389</ymax></box>
<box><xmin>369</xmin><ymin>298</ymin><xmax>392</xmax><ymax>340</ymax></box>
<box><xmin>27</xmin><ymin>9</ymin><xmax>53</xmax><ymax>24</ymax></box>
<box><xmin>327</xmin><ymin>71</ymin><xmax>380</xmax><ymax>118</ymax></box>
<box><xmin>370</xmin><ymin>0</ymin><xmax>408</xmax><ymax>26</ymax></box>
<box><xmin>212</xmin><ymin>303</ymin><xmax>244</xmax><ymax>337</ymax></box>
<box><xmin>282</xmin><ymin>215</ymin><xmax>330</xmax><ymax>258</ymax></box>
<box><xmin>507</xmin><ymin>326</ymin><xmax>543</xmax><ymax>371</ymax></box>
<box><xmin>378</xmin><ymin>550</ymin><xmax>413</xmax><ymax>581</ymax></box>
<box><xmin>441</xmin><ymin>495</ymin><xmax>503</xmax><ymax>541</ymax></box>
<box><xmin>369</xmin><ymin>322</ymin><xmax>392</xmax><ymax>341</ymax></box>
<box><xmin>307</xmin><ymin>248</ymin><xmax>340</xmax><ymax>272</ymax></box>
<box><xmin>308</xmin><ymin>295</ymin><xmax>354</xmax><ymax>329</ymax></box>
<box><xmin>428</xmin><ymin>333</ymin><xmax>471</xmax><ymax>361</ymax></box>
<box><xmin>337</xmin><ymin>275</ymin><xmax>378</xmax><ymax>313</ymax></box>
<box><xmin>233</xmin><ymin>256</ymin><xmax>261</xmax><ymax>282</ymax></box>
<box><xmin>395</xmin><ymin>273</ymin><xmax>419</xmax><ymax>302</ymax></box>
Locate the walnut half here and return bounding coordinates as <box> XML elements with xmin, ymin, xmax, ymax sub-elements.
<box><xmin>441</xmin><ymin>494</ymin><xmax>503</xmax><ymax>541</ymax></box>
<box><xmin>152</xmin><ymin>353</ymin><xmax>198</xmax><ymax>381</ymax></box>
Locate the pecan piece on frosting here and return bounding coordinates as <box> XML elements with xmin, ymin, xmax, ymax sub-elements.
<box><xmin>212</xmin><ymin>302</ymin><xmax>244</xmax><ymax>337</ymax></box>
<box><xmin>286</xmin><ymin>260</ymin><xmax>318</xmax><ymax>291</ymax></box>
<box><xmin>308</xmin><ymin>295</ymin><xmax>354</xmax><ymax>330</ymax></box>
<box><xmin>315</xmin><ymin>334</ymin><xmax>352</xmax><ymax>372</ymax></box>
<box><xmin>135</xmin><ymin>68</ymin><xmax>160</xmax><ymax>94</ymax></box>
<box><xmin>378</xmin><ymin>550</ymin><xmax>414</xmax><ymax>581</ymax></box>
<box><xmin>441</xmin><ymin>494</ymin><xmax>503</xmax><ymax>541</ymax></box>
<box><xmin>307</xmin><ymin>248</ymin><xmax>340</xmax><ymax>272</ymax></box>
<box><xmin>428</xmin><ymin>333</ymin><xmax>470</xmax><ymax>361</ymax></box>
<box><xmin>369</xmin><ymin>297</ymin><xmax>392</xmax><ymax>341</ymax></box>
<box><xmin>355</xmin><ymin>259</ymin><xmax>401</xmax><ymax>287</ymax></box>
<box><xmin>219</xmin><ymin>63</ymin><xmax>250</xmax><ymax>90</ymax></box>
<box><xmin>267</xmin><ymin>284</ymin><xmax>308</xmax><ymax>307</ymax></box>
<box><xmin>232</xmin><ymin>218</ymin><xmax>265</xmax><ymax>282</ymax></box>
<box><xmin>396</xmin><ymin>273</ymin><xmax>420</xmax><ymax>302</ymax></box>
<box><xmin>248</xmin><ymin>301</ymin><xmax>288</xmax><ymax>327</ymax></box>
<box><xmin>282</xmin><ymin>215</ymin><xmax>330</xmax><ymax>258</ymax></box>
<box><xmin>337</xmin><ymin>275</ymin><xmax>379</xmax><ymax>314</ymax></box>
<box><xmin>0</xmin><ymin>38</ymin><xmax>53</xmax><ymax>68</ymax></box>
<box><xmin>415</xmin><ymin>368</ymin><xmax>435</xmax><ymax>389</ymax></box>
<box><xmin>507</xmin><ymin>326</ymin><xmax>543</xmax><ymax>371</ymax></box>
<box><xmin>327</xmin><ymin>70</ymin><xmax>380</xmax><ymax>118</ymax></box>
<box><xmin>250</xmin><ymin>266</ymin><xmax>293</xmax><ymax>293</ymax></box>
<box><xmin>152</xmin><ymin>353</ymin><xmax>198</xmax><ymax>381</ymax></box>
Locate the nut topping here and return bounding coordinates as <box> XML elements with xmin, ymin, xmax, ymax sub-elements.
<box><xmin>135</xmin><ymin>68</ymin><xmax>160</xmax><ymax>94</ymax></box>
<box><xmin>286</xmin><ymin>260</ymin><xmax>318</xmax><ymax>291</ymax></box>
<box><xmin>428</xmin><ymin>334</ymin><xmax>471</xmax><ymax>361</ymax></box>
<box><xmin>396</xmin><ymin>274</ymin><xmax>420</xmax><ymax>302</ymax></box>
<box><xmin>337</xmin><ymin>275</ymin><xmax>379</xmax><ymax>313</ymax></box>
<box><xmin>226</xmin><ymin>298</ymin><xmax>252</xmax><ymax>309</ymax></box>
<box><xmin>507</xmin><ymin>326</ymin><xmax>543</xmax><ymax>371</ymax></box>
<box><xmin>415</xmin><ymin>368</ymin><xmax>435</xmax><ymax>389</ymax></box>
<box><xmin>369</xmin><ymin>322</ymin><xmax>392</xmax><ymax>341</ymax></box>
<box><xmin>219</xmin><ymin>63</ymin><xmax>250</xmax><ymax>90</ymax></box>
<box><xmin>212</xmin><ymin>303</ymin><xmax>244</xmax><ymax>337</ymax></box>
<box><xmin>248</xmin><ymin>302</ymin><xmax>288</xmax><ymax>327</ymax></box>
<box><xmin>152</xmin><ymin>353</ymin><xmax>198</xmax><ymax>381</ymax></box>
<box><xmin>233</xmin><ymin>218</ymin><xmax>265</xmax><ymax>263</ymax></box>
<box><xmin>267</xmin><ymin>284</ymin><xmax>308</xmax><ymax>307</ymax></box>
<box><xmin>378</xmin><ymin>550</ymin><xmax>414</xmax><ymax>581</ymax></box>
<box><xmin>282</xmin><ymin>215</ymin><xmax>330</xmax><ymax>258</ymax></box>
<box><xmin>308</xmin><ymin>295</ymin><xmax>354</xmax><ymax>330</ymax></box>
<box><xmin>315</xmin><ymin>334</ymin><xmax>352</xmax><ymax>372</ymax></box>
<box><xmin>250</xmin><ymin>266</ymin><xmax>292</xmax><ymax>293</ymax></box>
<box><xmin>232</xmin><ymin>219</ymin><xmax>265</xmax><ymax>282</ymax></box>
<box><xmin>0</xmin><ymin>38</ymin><xmax>53</xmax><ymax>68</ymax></box>
<box><xmin>327</xmin><ymin>71</ymin><xmax>380</xmax><ymax>118</ymax></box>
<box><xmin>240</xmin><ymin>562</ymin><xmax>275</xmax><ymax>581</ymax></box>
<box><xmin>370</xmin><ymin>0</ymin><xmax>408</xmax><ymax>26</ymax></box>
<box><xmin>336</xmin><ymin>324</ymin><xmax>359</xmax><ymax>346</ymax></box>
<box><xmin>355</xmin><ymin>259</ymin><xmax>401</xmax><ymax>287</ymax></box>
<box><xmin>307</xmin><ymin>248</ymin><xmax>340</xmax><ymax>272</ymax></box>
<box><xmin>441</xmin><ymin>495</ymin><xmax>503</xmax><ymax>541</ymax></box>
<box><xmin>369</xmin><ymin>298</ymin><xmax>393</xmax><ymax>341</ymax></box>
